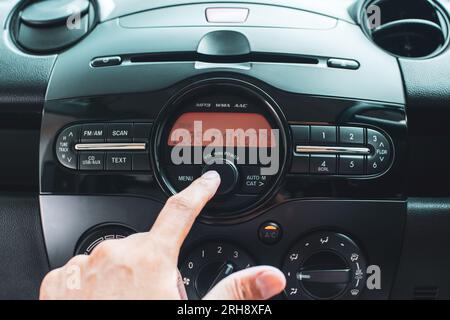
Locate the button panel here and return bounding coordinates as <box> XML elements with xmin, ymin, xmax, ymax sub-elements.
<box><xmin>55</xmin><ymin>123</ymin><xmax>153</xmax><ymax>172</ymax></box>
<box><xmin>291</xmin><ymin>125</ymin><xmax>393</xmax><ymax>176</ymax></box>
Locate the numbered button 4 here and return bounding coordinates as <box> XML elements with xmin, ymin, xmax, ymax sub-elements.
<box><xmin>310</xmin><ymin>155</ymin><xmax>337</xmax><ymax>175</ymax></box>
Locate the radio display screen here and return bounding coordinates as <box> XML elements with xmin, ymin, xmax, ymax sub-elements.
<box><xmin>168</xmin><ymin>112</ymin><xmax>276</xmax><ymax>147</ymax></box>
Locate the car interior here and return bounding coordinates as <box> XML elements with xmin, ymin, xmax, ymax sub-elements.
<box><xmin>1</xmin><ymin>0</ymin><xmax>450</xmax><ymax>300</ymax></box>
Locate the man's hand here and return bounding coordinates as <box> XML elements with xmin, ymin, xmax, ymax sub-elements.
<box><xmin>40</xmin><ymin>171</ymin><xmax>286</xmax><ymax>300</ymax></box>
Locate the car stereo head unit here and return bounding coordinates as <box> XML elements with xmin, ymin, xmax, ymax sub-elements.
<box><xmin>151</xmin><ymin>79</ymin><xmax>290</xmax><ymax>219</ymax></box>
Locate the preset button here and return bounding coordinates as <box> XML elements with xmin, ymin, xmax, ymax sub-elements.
<box><xmin>311</xmin><ymin>126</ymin><xmax>337</xmax><ymax>145</ymax></box>
<box><xmin>81</xmin><ymin>124</ymin><xmax>106</xmax><ymax>142</ymax></box>
<box><xmin>310</xmin><ymin>155</ymin><xmax>337</xmax><ymax>175</ymax></box>
<box><xmin>339</xmin><ymin>155</ymin><xmax>364</xmax><ymax>175</ymax></box>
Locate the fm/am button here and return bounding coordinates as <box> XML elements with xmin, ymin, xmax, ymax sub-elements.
<box><xmin>81</xmin><ymin>124</ymin><xmax>106</xmax><ymax>142</ymax></box>
<box><xmin>79</xmin><ymin>152</ymin><xmax>104</xmax><ymax>170</ymax></box>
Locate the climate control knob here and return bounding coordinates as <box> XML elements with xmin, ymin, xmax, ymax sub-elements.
<box><xmin>179</xmin><ymin>241</ymin><xmax>254</xmax><ymax>299</ymax></box>
<box><xmin>282</xmin><ymin>232</ymin><xmax>366</xmax><ymax>300</ymax></box>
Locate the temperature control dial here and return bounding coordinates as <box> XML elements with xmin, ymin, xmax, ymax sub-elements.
<box><xmin>282</xmin><ymin>232</ymin><xmax>366</xmax><ymax>300</ymax></box>
<box><xmin>179</xmin><ymin>241</ymin><xmax>254</xmax><ymax>299</ymax></box>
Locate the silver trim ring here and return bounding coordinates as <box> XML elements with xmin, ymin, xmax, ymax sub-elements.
<box><xmin>75</xmin><ymin>143</ymin><xmax>146</xmax><ymax>151</ymax></box>
<box><xmin>296</xmin><ymin>145</ymin><xmax>371</xmax><ymax>155</ymax></box>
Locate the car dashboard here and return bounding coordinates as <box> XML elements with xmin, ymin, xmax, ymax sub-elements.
<box><xmin>0</xmin><ymin>0</ymin><xmax>450</xmax><ymax>300</ymax></box>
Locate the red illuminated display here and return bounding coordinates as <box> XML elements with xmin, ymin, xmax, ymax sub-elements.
<box><xmin>168</xmin><ymin>112</ymin><xmax>276</xmax><ymax>147</ymax></box>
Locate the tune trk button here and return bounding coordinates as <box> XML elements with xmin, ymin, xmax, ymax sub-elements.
<box><xmin>55</xmin><ymin>125</ymin><xmax>79</xmax><ymax>170</ymax></box>
<box><xmin>240</xmin><ymin>166</ymin><xmax>273</xmax><ymax>194</ymax></box>
<box><xmin>259</xmin><ymin>222</ymin><xmax>282</xmax><ymax>245</ymax></box>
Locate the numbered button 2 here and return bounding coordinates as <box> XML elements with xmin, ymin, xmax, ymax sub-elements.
<box><xmin>339</xmin><ymin>127</ymin><xmax>364</xmax><ymax>145</ymax></box>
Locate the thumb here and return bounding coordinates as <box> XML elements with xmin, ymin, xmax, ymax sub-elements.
<box><xmin>203</xmin><ymin>266</ymin><xmax>286</xmax><ymax>300</ymax></box>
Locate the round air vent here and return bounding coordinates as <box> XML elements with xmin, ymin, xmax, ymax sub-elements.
<box><xmin>360</xmin><ymin>0</ymin><xmax>449</xmax><ymax>58</ymax></box>
<box><xmin>11</xmin><ymin>0</ymin><xmax>97</xmax><ymax>54</ymax></box>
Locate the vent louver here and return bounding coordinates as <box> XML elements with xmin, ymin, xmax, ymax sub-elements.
<box><xmin>361</xmin><ymin>0</ymin><xmax>449</xmax><ymax>58</ymax></box>
<box><xmin>11</xmin><ymin>0</ymin><xmax>96</xmax><ymax>54</ymax></box>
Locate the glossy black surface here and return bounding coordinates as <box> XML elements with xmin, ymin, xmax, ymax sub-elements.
<box><xmin>41</xmin><ymin>73</ymin><xmax>408</xmax><ymax>218</ymax></box>
<box><xmin>41</xmin><ymin>195</ymin><xmax>405</xmax><ymax>300</ymax></box>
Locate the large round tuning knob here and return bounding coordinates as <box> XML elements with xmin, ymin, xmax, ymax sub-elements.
<box><xmin>282</xmin><ymin>232</ymin><xmax>366</xmax><ymax>300</ymax></box>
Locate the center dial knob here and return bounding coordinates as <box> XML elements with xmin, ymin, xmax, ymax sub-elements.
<box><xmin>202</xmin><ymin>159</ymin><xmax>238</xmax><ymax>195</ymax></box>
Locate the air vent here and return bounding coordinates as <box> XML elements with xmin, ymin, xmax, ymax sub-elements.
<box><xmin>11</xmin><ymin>0</ymin><xmax>97</xmax><ymax>54</ymax></box>
<box><xmin>413</xmin><ymin>286</ymin><xmax>439</xmax><ymax>300</ymax></box>
<box><xmin>361</xmin><ymin>0</ymin><xmax>449</xmax><ymax>58</ymax></box>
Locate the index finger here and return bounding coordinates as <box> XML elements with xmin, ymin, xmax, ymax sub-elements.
<box><xmin>148</xmin><ymin>170</ymin><xmax>221</xmax><ymax>257</ymax></box>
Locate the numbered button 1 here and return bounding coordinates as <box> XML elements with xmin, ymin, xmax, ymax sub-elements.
<box><xmin>339</xmin><ymin>127</ymin><xmax>364</xmax><ymax>145</ymax></box>
<box><xmin>367</xmin><ymin>129</ymin><xmax>392</xmax><ymax>175</ymax></box>
<box><xmin>310</xmin><ymin>126</ymin><xmax>337</xmax><ymax>145</ymax></box>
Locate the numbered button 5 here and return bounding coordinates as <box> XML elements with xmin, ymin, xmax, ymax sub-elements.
<box><xmin>339</xmin><ymin>155</ymin><xmax>364</xmax><ymax>175</ymax></box>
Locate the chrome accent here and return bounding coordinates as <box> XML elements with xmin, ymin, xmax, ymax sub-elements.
<box><xmin>296</xmin><ymin>146</ymin><xmax>371</xmax><ymax>155</ymax></box>
<box><xmin>75</xmin><ymin>143</ymin><xmax>146</xmax><ymax>151</ymax></box>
